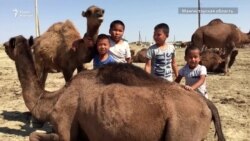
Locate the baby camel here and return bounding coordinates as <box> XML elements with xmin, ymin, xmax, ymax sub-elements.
<box><xmin>4</xmin><ymin>35</ymin><xmax>225</xmax><ymax>141</ymax></box>
<box><xmin>32</xmin><ymin>5</ymin><xmax>104</xmax><ymax>88</ymax></box>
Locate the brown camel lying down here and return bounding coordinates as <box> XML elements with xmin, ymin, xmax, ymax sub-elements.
<box><xmin>4</xmin><ymin>35</ymin><xmax>225</xmax><ymax>141</ymax></box>
<box><xmin>132</xmin><ymin>48</ymin><xmax>147</xmax><ymax>63</ymax></box>
<box><xmin>200</xmin><ymin>49</ymin><xmax>238</xmax><ymax>73</ymax></box>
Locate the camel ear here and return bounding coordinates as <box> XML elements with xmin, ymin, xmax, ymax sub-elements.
<box><xmin>82</xmin><ymin>11</ymin><xmax>88</xmax><ymax>17</ymax></box>
<box><xmin>82</xmin><ymin>11</ymin><xmax>85</xmax><ymax>17</ymax></box>
<box><xmin>29</xmin><ymin>36</ymin><xmax>34</xmax><ymax>46</ymax></box>
<box><xmin>9</xmin><ymin>37</ymin><xmax>16</xmax><ymax>49</ymax></box>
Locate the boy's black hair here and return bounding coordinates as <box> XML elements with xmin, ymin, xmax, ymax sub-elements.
<box><xmin>154</xmin><ymin>23</ymin><xmax>169</xmax><ymax>36</ymax></box>
<box><xmin>96</xmin><ymin>34</ymin><xmax>110</xmax><ymax>43</ymax></box>
<box><xmin>185</xmin><ymin>45</ymin><xmax>201</xmax><ymax>56</ymax></box>
<box><xmin>110</xmin><ymin>20</ymin><xmax>125</xmax><ymax>30</ymax></box>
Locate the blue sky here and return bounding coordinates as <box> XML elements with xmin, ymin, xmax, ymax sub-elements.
<box><xmin>0</xmin><ymin>0</ymin><xmax>249</xmax><ymax>43</ymax></box>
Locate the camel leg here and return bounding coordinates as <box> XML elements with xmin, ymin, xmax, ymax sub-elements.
<box><xmin>228</xmin><ymin>49</ymin><xmax>238</xmax><ymax>68</ymax></box>
<box><xmin>34</xmin><ymin>58</ymin><xmax>47</xmax><ymax>89</ymax></box>
<box><xmin>77</xmin><ymin>65</ymin><xmax>84</xmax><ymax>73</ymax></box>
<box><xmin>40</xmin><ymin>71</ymin><xmax>48</xmax><ymax>89</ymax></box>
<box><xmin>50</xmin><ymin>100</ymin><xmax>80</xmax><ymax>141</ymax></box>
<box><xmin>224</xmin><ymin>42</ymin><xmax>235</xmax><ymax>75</ymax></box>
<box><xmin>52</xmin><ymin>119</ymin><xmax>80</xmax><ymax>141</ymax></box>
<box><xmin>62</xmin><ymin>69</ymin><xmax>74</xmax><ymax>82</ymax></box>
<box><xmin>29</xmin><ymin>132</ymin><xmax>59</xmax><ymax>141</ymax></box>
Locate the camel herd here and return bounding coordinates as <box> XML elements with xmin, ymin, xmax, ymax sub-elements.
<box><xmin>2</xmin><ymin>4</ymin><xmax>250</xmax><ymax>141</ymax></box>
<box><xmin>132</xmin><ymin>18</ymin><xmax>250</xmax><ymax>74</ymax></box>
<box><xmin>4</xmin><ymin>35</ymin><xmax>225</xmax><ymax>141</ymax></box>
<box><xmin>192</xmin><ymin>18</ymin><xmax>250</xmax><ymax>75</ymax></box>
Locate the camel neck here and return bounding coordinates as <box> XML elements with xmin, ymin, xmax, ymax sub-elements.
<box><xmin>15</xmin><ymin>47</ymin><xmax>42</xmax><ymax>102</ymax></box>
<box><xmin>86</xmin><ymin>24</ymin><xmax>100</xmax><ymax>42</ymax></box>
<box><xmin>15</xmin><ymin>46</ymin><xmax>57</xmax><ymax>121</ymax></box>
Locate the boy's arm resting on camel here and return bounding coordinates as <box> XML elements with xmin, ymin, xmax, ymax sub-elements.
<box><xmin>171</xmin><ymin>57</ymin><xmax>179</xmax><ymax>78</ymax></box>
<box><xmin>190</xmin><ymin>75</ymin><xmax>206</xmax><ymax>90</ymax></box>
<box><xmin>144</xmin><ymin>58</ymin><xmax>151</xmax><ymax>74</ymax></box>
<box><xmin>175</xmin><ymin>74</ymin><xmax>206</xmax><ymax>91</ymax></box>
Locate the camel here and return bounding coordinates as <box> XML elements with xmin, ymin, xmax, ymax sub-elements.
<box><xmin>132</xmin><ymin>48</ymin><xmax>147</xmax><ymax>63</ymax></box>
<box><xmin>200</xmin><ymin>49</ymin><xmax>238</xmax><ymax>73</ymax></box>
<box><xmin>173</xmin><ymin>41</ymin><xmax>191</xmax><ymax>48</ymax></box>
<box><xmin>4</xmin><ymin>35</ymin><xmax>225</xmax><ymax>141</ymax></box>
<box><xmin>32</xmin><ymin>5</ymin><xmax>104</xmax><ymax>88</ymax></box>
<box><xmin>191</xmin><ymin>18</ymin><xmax>250</xmax><ymax>75</ymax></box>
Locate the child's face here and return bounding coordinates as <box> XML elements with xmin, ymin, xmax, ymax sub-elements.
<box><xmin>97</xmin><ymin>38</ymin><xmax>110</xmax><ymax>55</ymax></box>
<box><xmin>109</xmin><ymin>24</ymin><xmax>124</xmax><ymax>43</ymax></box>
<box><xmin>153</xmin><ymin>29</ymin><xmax>167</xmax><ymax>45</ymax></box>
<box><xmin>185</xmin><ymin>49</ymin><xmax>201</xmax><ymax>69</ymax></box>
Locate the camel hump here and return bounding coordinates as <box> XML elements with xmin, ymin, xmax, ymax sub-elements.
<box><xmin>207</xmin><ymin>18</ymin><xmax>223</xmax><ymax>26</ymax></box>
<box><xmin>63</xmin><ymin>20</ymin><xmax>79</xmax><ymax>33</ymax></box>
<box><xmin>97</xmin><ymin>63</ymin><xmax>167</xmax><ymax>86</ymax></box>
<box><xmin>46</xmin><ymin>21</ymin><xmax>64</xmax><ymax>32</ymax></box>
<box><xmin>46</xmin><ymin>20</ymin><xmax>80</xmax><ymax>37</ymax></box>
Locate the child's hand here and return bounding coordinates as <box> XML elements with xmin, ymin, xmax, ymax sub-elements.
<box><xmin>183</xmin><ymin>85</ymin><xmax>193</xmax><ymax>91</ymax></box>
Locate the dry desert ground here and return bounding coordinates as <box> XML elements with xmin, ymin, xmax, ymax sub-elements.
<box><xmin>0</xmin><ymin>44</ymin><xmax>249</xmax><ymax>141</ymax></box>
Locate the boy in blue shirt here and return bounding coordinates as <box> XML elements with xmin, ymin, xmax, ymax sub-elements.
<box><xmin>93</xmin><ymin>34</ymin><xmax>115</xmax><ymax>69</ymax></box>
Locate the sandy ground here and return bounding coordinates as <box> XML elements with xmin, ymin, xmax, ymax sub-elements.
<box><xmin>0</xmin><ymin>44</ymin><xmax>249</xmax><ymax>141</ymax></box>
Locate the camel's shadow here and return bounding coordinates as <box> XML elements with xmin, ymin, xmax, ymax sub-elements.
<box><xmin>0</xmin><ymin>111</ymin><xmax>52</xmax><ymax>137</ymax></box>
<box><xmin>1</xmin><ymin>110</ymin><xmax>31</xmax><ymax>122</ymax></box>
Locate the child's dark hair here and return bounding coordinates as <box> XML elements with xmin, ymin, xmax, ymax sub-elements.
<box><xmin>96</xmin><ymin>34</ymin><xmax>110</xmax><ymax>43</ymax></box>
<box><xmin>110</xmin><ymin>20</ymin><xmax>125</xmax><ymax>30</ymax></box>
<box><xmin>185</xmin><ymin>45</ymin><xmax>201</xmax><ymax>56</ymax></box>
<box><xmin>154</xmin><ymin>23</ymin><xmax>169</xmax><ymax>36</ymax></box>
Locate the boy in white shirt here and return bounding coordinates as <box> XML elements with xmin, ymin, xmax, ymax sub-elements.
<box><xmin>144</xmin><ymin>23</ymin><xmax>178</xmax><ymax>82</ymax></box>
<box><xmin>108</xmin><ymin>20</ymin><xmax>131</xmax><ymax>63</ymax></box>
<box><xmin>175</xmin><ymin>45</ymin><xmax>208</xmax><ymax>98</ymax></box>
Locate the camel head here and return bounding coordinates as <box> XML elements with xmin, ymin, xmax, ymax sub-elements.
<box><xmin>81</xmin><ymin>5</ymin><xmax>104</xmax><ymax>43</ymax></box>
<box><xmin>4</xmin><ymin>35</ymin><xmax>34</xmax><ymax>61</ymax></box>
<box><xmin>82</xmin><ymin>5</ymin><xmax>104</xmax><ymax>28</ymax></box>
<box><xmin>239</xmin><ymin>29</ymin><xmax>250</xmax><ymax>44</ymax></box>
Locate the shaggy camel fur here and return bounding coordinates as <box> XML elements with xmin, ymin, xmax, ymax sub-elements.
<box><xmin>200</xmin><ymin>49</ymin><xmax>238</xmax><ymax>73</ymax></box>
<box><xmin>4</xmin><ymin>35</ymin><xmax>225</xmax><ymax>141</ymax></box>
<box><xmin>32</xmin><ymin>5</ymin><xmax>104</xmax><ymax>88</ymax></box>
<box><xmin>192</xmin><ymin>18</ymin><xmax>250</xmax><ymax>75</ymax></box>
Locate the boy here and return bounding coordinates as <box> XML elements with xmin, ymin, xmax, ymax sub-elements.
<box><xmin>108</xmin><ymin>20</ymin><xmax>131</xmax><ymax>63</ymax></box>
<box><xmin>144</xmin><ymin>23</ymin><xmax>178</xmax><ymax>82</ymax></box>
<box><xmin>93</xmin><ymin>34</ymin><xmax>115</xmax><ymax>69</ymax></box>
<box><xmin>175</xmin><ymin>45</ymin><xmax>208</xmax><ymax>98</ymax></box>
